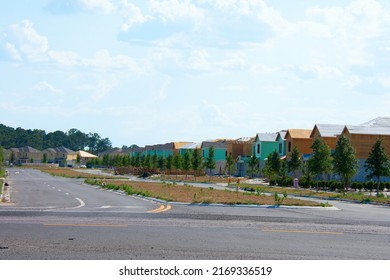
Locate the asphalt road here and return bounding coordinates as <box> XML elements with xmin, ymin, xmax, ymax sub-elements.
<box><xmin>1</xmin><ymin>168</ymin><xmax>390</xmax><ymax>259</ymax></box>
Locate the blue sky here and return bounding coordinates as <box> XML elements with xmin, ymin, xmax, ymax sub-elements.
<box><xmin>1</xmin><ymin>0</ymin><xmax>390</xmax><ymax>147</ymax></box>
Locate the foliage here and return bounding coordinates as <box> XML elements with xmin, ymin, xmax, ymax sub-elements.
<box><xmin>264</xmin><ymin>151</ymin><xmax>281</xmax><ymax>180</ymax></box>
<box><xmin>182</xmin><ymin>150</ymin><xmax>192</xmax><ymax>178</ymax></box>
<box><xmin>247</xmin><ymin>155</ymin><xmax>259</xmax><ymax>178</ymax></box>
<box><xmin>287</xmin><ymin>146</ymin><xmax>301</xmax><ymax>178</ymax></box>
<box><xmin>0</xmin><ymin>124</ymin><xmax>112</xmax><ymax>153</ymax></box>
<box><xmin>364</xmin><ymin>138</ymin><xmax>390</xmax><ymax>196</ymax></box>
<box><xmin>205</xmin><ymin>146</ymin><xmax>216</xmax><ymax>175</ymax></box>
<box><xmin>333</xmin><ymin>135</ymin><xmax>358</xmax><ymax>190</ymax></box>
<box><xmin>307</xmin><ymin>138</ymin><xmax>332</xmax><ymax>184</ymax></box>
<box><xmin>225</xmin><ymin>153</ymin><xmax>235</xmax><ymax>176</ymax></box>
<box><xmin>191</xmin><ymin>149</ymin><xmax>203</xmax><ymax>177</ymax></box>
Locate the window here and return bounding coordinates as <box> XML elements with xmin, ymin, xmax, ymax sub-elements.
<box><xmin>279</xmin><ymin>143</ymin><xmax>283</xmax><ymax>154</ymax></box>
<box><xmin>257</xmin><ymin>144</ymin><xmax>260</xmax><ymax>154</ymax></box>
<box><xmin>288</xmin><ymin>142</ymin><xmax>292</xmax><ymax>153</ymax></box>
<box><xmin>225</xmin><ymin>151</ymin><xmax>227</xmax><ymax>157</ymax></box>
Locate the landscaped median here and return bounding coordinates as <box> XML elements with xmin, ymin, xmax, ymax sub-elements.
<box><xmin>84</xmin><ymin>179</ymin><xmax>328</xmax><ymax>207</ymax></box>
<box><xmin>30</xmin><ymin>166</ymin><xmax>121</xmax><ymax>179</ymax></box>
<box><xmin>239</xmin><ymin>184</ymin><xmax>390</xmax><ymax>206</ymax></box>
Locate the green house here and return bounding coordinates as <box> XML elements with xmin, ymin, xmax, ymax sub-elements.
<box><xmin>276</xmin><ymin>130</ymin><xmax>287</xmax><ymax>158</ymax></box>
<box><xmin>179</xmin><ymin>142</ymin><xmax>201</xmax><ymax>156</ymax></box>
<box><xmin>201</xmin><ymin>140</ymin><xmax>230</xmax><ymax>174</ymax></box>
<box><xmin>252</xmin><ymin>133</ymin><xmax>279</xmax><ymax>160</ymax></box>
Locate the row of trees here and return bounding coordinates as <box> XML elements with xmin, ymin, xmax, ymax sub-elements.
<box><xmin>258</xmin><ymin>136</ymin><xmax>390</xmax><ymax>196</ymax></box>
<box><xmin>0</xmin><ymin>124</ymin><xmax>112</xmax><ymax>154</ymax></box>
<box><xmin>89</xmin><ymin>147</ymin><xmax>219</xmax><ymax>178</ymax></box>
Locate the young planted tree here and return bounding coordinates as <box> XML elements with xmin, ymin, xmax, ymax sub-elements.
<box><xmin>333</xmin><ymin>135</ymin><xmax>358</xmax><ymax>191</ymax></box>
<box><xmin>165</xmin><ymin>154</ymin><xmax>173</xmax><ymax>176</ymax></box>
<box><xmin>151</xmin><ymin>154</ymin><xmax>158</xmax><ymax>170</ymax></box>
<box><xmin>173</xmin><ymin>153</ymin><xmax>183</xmax><ymax>179</ymax></box>
<box><xmin>307</xmin><ymin>138</ymin><xmax>332</xmax><ymax>190</ymax></box>
<box><xmin>205</xmin><ymin>146</ymin><xmax>216</xmax><ymax>178</ymax></box>
<box><xmin>364</xmin><ymin>138</ymin><xmax>390</xmax><ymax>197</ymax></box>
<box><xmin>225</xmin><ymin>153</ymin><xmax>235</xmax><ymax>176</ymax></box>
<box><xmin>182</xmin><ymin>150</ymin><xmax>192</xmax><ymax>179</ymax></box>
<box><xmin>264</xmin><ymin>151</ymin><xmax>281</xmax><ymax>181</ymax></box>
<box><xmin>157</xmin><ymin>156</ymin><xmax>166</xmax><ymax>172</ymax></box>
<box><xmin>247</xmin><ymin>155</ymin><xmax>259</xmax><ymax>178</ymax></box>
<box><xmin>191</xmin><ymin>149</ymin><xmax>203</xmax><ymax>178</ymax></box>
<box><xmin>287</xmin><ymin>146</ymin><xmax>302</xmax><ymax>178</ymax></box>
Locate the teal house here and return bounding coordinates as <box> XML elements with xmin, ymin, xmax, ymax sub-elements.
<box><xmin>276</xmin><ymin>130</ymin><xmax>287</xmax><ymax>158</ymax></box>
<box><xmin>144</xmin><ymin>142</ymin><xmax>191</xmax><ymax>158</ymax></box>
<box><xmin>201</xmin><ymin>140</ymin><xmax>230</xmax><ymax>174</ymax></box>
<box><xmin>179</xmin><ymin>142</ymin><xmax>201</xmax><ymax>156</ymax></box>
<box><xmin>252</xmin><ymin>133</ymin><xmax>279</xmax><ymax>160</ymax></box>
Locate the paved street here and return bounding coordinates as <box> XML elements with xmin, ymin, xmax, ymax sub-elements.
<box><xmin>1</xmin><ymin>168</ymin><xmax>390</xmax><ymax>259</ymax></box>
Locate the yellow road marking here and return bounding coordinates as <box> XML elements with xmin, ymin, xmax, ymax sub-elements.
<box><xmin>147</xmin><ymin>204</ymin><xmax>172</xmax><ymax>213</ymax></box>
<box><xmin>262</xmin><ymin>229</ymin><xmax>344</xmax><ymax>235</ymax></box>
<box><xmin>44</xmin><ymin>224</ymin><xmax>128</xmax><ymax>228</ymax></box>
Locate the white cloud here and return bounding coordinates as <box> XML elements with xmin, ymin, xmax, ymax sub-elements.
<box><xmin>81</xmin><ymin>0</ymin><xmax>115</xmax><ymax>14</ymax></box>
<box><xmin>34</xmin><ymin>81</ymin><xmax>63</xmax><ymax>95</ymax></box>
<box><xmin>149</xmin><ymin>0</ymin><xmax>205</xmax><ymax>22</ymax></box>
<box><xmin>4</xmin><ymin>42</ymin><xmax>22</xmax><ymax>61</ymax></box>
<box><xmin>6</xmin><ymin>20</ymin><xmax>49</xmax><ymax>62</ymax></box>
<box><xmin>120</xmin><ymin>0</ymin><xmax>151</xmax><ymax>31</ymax></box>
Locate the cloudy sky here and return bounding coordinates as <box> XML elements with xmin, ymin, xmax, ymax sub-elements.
<box><xmin>1</xmin><ymin>0</ymin><xmax>390</xmax><ymax>147</ymax></box>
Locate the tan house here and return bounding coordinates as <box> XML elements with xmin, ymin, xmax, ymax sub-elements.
<box><xmin>310</xmin><ymin>124</ymin><xmax>345</xmax><ymax>151</ymax></box>
<box><xmin>77</xmin><ymin>150</ymin><xmax>98</xmax><ymax>165</ymax></box>
<box><xmin>341</xmin><ymin>126</ymin><xmax>390</xmax><ymax>159</ymax></box>
<box><xmin>285</xmin><ymin>129</ymin><xmax>313</xmax><ymax>158</ymax></box>
<box><xmin>4</xmin><ymin>146</ymin><xmax>42</xmax><ymax>164</ymax></box>
<box><xmin>42</xmin><ymin>146</ymin><xmax>77</xmax><ymax>166</ymax></box>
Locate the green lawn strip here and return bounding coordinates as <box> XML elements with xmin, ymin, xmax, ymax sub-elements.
<box><xmin>238</xmin><ymin>183</ymin><xmax>390</xmax><ymax>205</ymax></box>
<box><xmin>84</xmin><ymin>179</ymin><xmax>325</xmax><ymax>207</ymax></box>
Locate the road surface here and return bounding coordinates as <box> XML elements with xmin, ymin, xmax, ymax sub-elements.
<box><xmin>1</xmin><ymin>168</ymin><xmax>389</xmax><ymax>259</ymax></box>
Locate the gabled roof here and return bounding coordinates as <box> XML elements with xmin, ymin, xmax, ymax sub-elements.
<box><xmin>179</xmin><ymin>142</ymin><xmax>202</xmax><ymax>149</ymax></box>
<box><xmin>201</xmin><ymin>140</ymin><xmax>229</xmax><ymax>149</ymax></box>
<box><xmin>234</xmin><ymin>136</ymin><xmax>255</xmax><ymax>143</ymax></box>
<box><xmin>361</xmin><ymin>117</ymin><xmax>390</xmax><ymax>127</ymax></box>
<box><xmin>286</xmin><ymin>129</ymin><xmax>312</xmax><ymax>139</ymax></box>
<box><xmin>145</xmin><ymin>143</ymin><xmax>173</xmax><ymax>151</ymax></box>
<box><xmin>173</xmin><ymin>142</ymin><xmax>192</xmax><ymax>149</ymax></box>
<box><xmin>255</xmin><ymin>133</ymin><xmax>278</xmax><ymax>142</ymax></box>
<box><xmin>310</xmin><ymin>124</ymin><xmax>345</xmax><ymax>138</ymax></box>
<box><xmin>343</xmin><ymin>125</ymin><xmax>390</xmax><ymax>136</ymax></box>
<box><xmin>18</xmin><ymin>146</ymin><xmax>42</xmax><ymax>153</ymax></box>
<box><xmin>53</xmin><ymin>146</ymin><xmax>76</xmax><ymax>154</ymax></box>
<box><xmin>77</xmin><ymin>150</ymin><xmax>97</xmax><ymax>158</ymax></box>
<box><xmin>276</xmin><ymin>130</ymin><xmax>287</xmax><ymax>141</ymax></box>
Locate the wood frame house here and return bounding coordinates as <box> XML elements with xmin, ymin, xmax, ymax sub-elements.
<box><xmin>285</xmin><ymin>129</ymin><xmax>313</xmax><ymax>158</ymax></box>
<box><xmin>310</xmin><ymin>124</ymin><xmax>345</xmax><ymax>151</ymax></box>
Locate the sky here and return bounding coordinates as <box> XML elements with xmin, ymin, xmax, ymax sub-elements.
<box><xmin>1</xmin><ymin>0</ymin><xmax>390</xmax><ymax>147</ymax></box>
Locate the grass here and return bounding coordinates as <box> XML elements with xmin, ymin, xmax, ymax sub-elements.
<box><xmin>30</xmin><ymin>166</ymin><xmax>121</xmax><ymax>179</ymax></box>
<box><xmin>239</xmin><ymin>183</ymin><xmax>390</xmax><ymax>205</ymax></box>
<box><xmin>85</xmin><ymin>179</ymin><xmax>325</xmax><ymax>207</ymax></box>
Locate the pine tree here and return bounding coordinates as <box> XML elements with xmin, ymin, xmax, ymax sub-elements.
<box><xmin>205</xmin><ymin>146</ymin><xmax>216</xmax><ymax>178</ymax></box>
<box><xmin>225</xmin><ymin>153</ymin><xmax>235</xmax><ymax>176</ymax></box>
<box><xmin>182</xmin><ymin>150</ymin><xmax>192</xmax><ymax>179</ymax></box>
<box><xmin>247</xmin><ymin>155</ymin><xmax>259</xmax><ymax>178</ymax></box>
<box><xmin>191</xmin><ymin>149</ymin><xmax>203</xmax><ymax>178</ymax></box>
<box><xmin>365</xmin><ymin>138</ymin><xmax>390</xmax><ymax>197</ymax></box>
<box><xmin>308</xmin><ymin>138</ymin><xmax>332</xmax><ymax>188</ymax></box>
<box><xmin>333</xmin><ymin>135</ymin><xmax>358</xmax><ymax>191</ymax></box>
<box><xmin>287</xmin><ymin>146</ymin><xmax>302</xmax><ymax>178</ymax></box>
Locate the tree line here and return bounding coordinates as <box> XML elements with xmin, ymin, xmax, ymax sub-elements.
<box><xmin>0</xmin><ymin>124</ymin><xmax>112</xmax><ymax>154</ymax></box>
